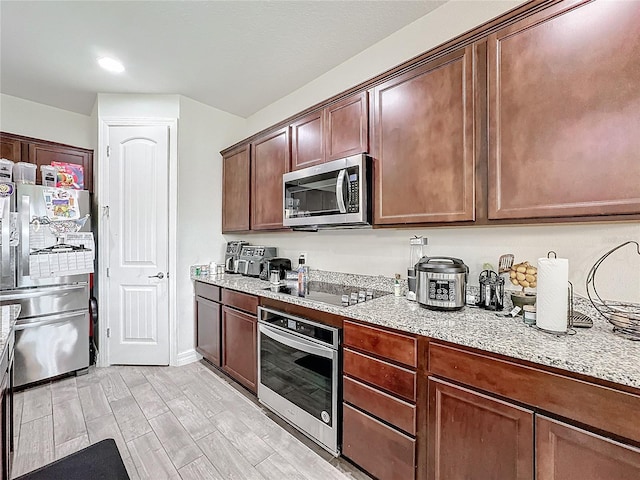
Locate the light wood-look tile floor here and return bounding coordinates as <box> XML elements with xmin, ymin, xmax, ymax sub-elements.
<box><xmin>12</xmin><ymin>361</ymin><xmax>372</xmax><ymax>480</ymax></box>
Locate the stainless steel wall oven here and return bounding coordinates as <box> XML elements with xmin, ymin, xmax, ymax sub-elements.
<box><xmin>257</xmin><ymin>306</ymin><xmax>341</xmax><ymax>455</ymax></box>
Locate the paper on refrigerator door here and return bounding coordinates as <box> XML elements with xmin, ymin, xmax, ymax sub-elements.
<box><xmin>29</xmin><ymin>250</ymin><xmax>94</xmax><ymax>278</ymax></box>
<box><xmin>42</xmin><ymin>188</ymin><xmax>80</xmax><ymax>220</ymax></box>
<box><xmin>63</xmin><ymin>232</ymin><xmax>95</xmax><ymax>259</ymax></box>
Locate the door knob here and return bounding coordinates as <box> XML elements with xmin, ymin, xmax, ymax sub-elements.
<box><xmin>148</xmin><ymin>272</ymin><xmax>165</xmax><ymax>279</ymax></box>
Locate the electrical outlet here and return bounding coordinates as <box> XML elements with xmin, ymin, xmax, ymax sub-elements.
<box><xmin>299</xmin><ymin>252</ymin><xmax>307</xmax><ymax>263</ymax></box>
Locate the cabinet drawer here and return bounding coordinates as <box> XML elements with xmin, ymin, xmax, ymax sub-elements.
<box><xmin>343</xmin><ymin>376</ymin><xmax>416</xmax><ymax>435</ymax></box>
<box><xmin>429</xmin><ymin>342</ymin><xmax>640</xmax><ymax>444</ymax></box>
<box><xmin>344</xmin><ymin>349</ymin><xmax>416</xmax><ymax>402</ymax></box>
<box><xmin>195</xmin><ymin>281</ymin><xmax>221</xmax><ymax>302</ymax></box>
<box><xmin>343</xmin><ymin>403</ymin><xmax>415</xmax><ymax>480</ymax></box>
<box><xmin>222</xmin><ymin>289</ymin><xmax>258</xmax><ymax>315</ymax></box>
<box><xmin>344</xmin><ymin>320</ymin><xmax>417</xmax><ymax>368</ymax></box>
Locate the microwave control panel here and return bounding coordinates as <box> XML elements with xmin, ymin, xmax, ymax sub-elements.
<box><xmin>347</xmin><ymin>173</ymin><xmax>359</xmax><ymax>213</ymax></box>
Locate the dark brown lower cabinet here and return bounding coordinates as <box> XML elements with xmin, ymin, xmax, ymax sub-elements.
<box><xmin>536</xmin><ymin>416</ymin><xmax>640</xmax><ymax>480</ymax></box>
<box><xmin>342</xmin><ymin>403</ymin><xmax>415</xmax><ymax>480</ymax></box>
<box><xmin>222</xmin><ymin>306</ymin><xmax>257</xmax><ymax>393</ymax></box>
<box><xmin>195</xmin><ymin>296</ymin><xmax>222</xmax><ymax>367</ymax></box>
<box><xmin>428</xmin><ymin>377</ymin><xmax>534</xmax><ymax>480</ymax></box>
<box><xmin>0</xmin><ymin>333</ymin><xmax>13</xmax><ymax>480</ymax></box>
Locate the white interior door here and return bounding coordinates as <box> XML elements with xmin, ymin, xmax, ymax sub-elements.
<box><xmin>107</xmin><ymin>125</ymin><xmax>169</xmax><ymax>365</ymax></box>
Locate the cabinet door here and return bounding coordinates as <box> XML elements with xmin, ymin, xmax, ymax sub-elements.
<box><xmin>222</xmin><ymin>144</ymin><xmax>250</xmax><ymax>232</ymax></box>
<box><xmin>251</xmin><ymin>127</ymin><xmax>289</xmax><ymax>230</ymax></box>
<box><xmin>291</xmin><ymin>110</ymin><xmax>324</xmax><ymax>170</ymax></box>
<box><xmin>0</xmin><ymin>135</ymin><xmax>21</xmax><ymax>163</ymax></box>
<box><xmin>428</xmin><ymin>377</ymin><xmax>533</xmax><ymax>480</ymax></box>
<box><xmin>487</xmin><ymin>0</ymin><xmax>640</xmax><ymax>219</ymax></box>
<box><xmin>325</xmin><ymin>92</ymin><xmax>368</xmax><ymax>161</ymax></box>
<box><xmin>222</xmin><ymin>306</ymin><xmax>257</xmax><ymax>393</ymax></box>
<box><xmin>371</xmin><ymin>46</ymin><xmax>475</xmax><ymax>224</ymax></box>
<box><xmin>195</xmin><ymin>296</ymin><xmax>222</xmax><ymax>367</ymax></box>
<box><xmin>28</xmin><ymin>142</ymin><xmax>93</xmax><ymax>192</ymax></box>
<box><xmin>536</xmin><ymin>415</ymin><xmax>640</xmax><ymax>480</ymax></box>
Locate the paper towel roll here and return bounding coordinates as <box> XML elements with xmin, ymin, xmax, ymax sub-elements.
<box><xmin>536</xmin><ymin>257</ymin><xmax>569</xmax><ymax>332</ymax></box>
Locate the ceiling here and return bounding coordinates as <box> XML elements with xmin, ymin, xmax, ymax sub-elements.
<box><xmin>0</xmin><ymin>1</ymin><xmax>445</xmax><ymax>118</ymax></box>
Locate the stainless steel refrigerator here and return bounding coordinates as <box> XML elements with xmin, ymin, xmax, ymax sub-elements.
<box><xmin>0</xmin><ymin>183</ymin><xmax>93</xmax><ymax>387</ymax></box>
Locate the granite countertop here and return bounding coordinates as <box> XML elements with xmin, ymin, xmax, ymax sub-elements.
<box><xmin>0</xmin><ymin>304</ymin><xmax>20</xmax><ymax>358</ymax></box>
<box><xmin>193</xmin><ymin>272</ymin><xmax>640</xmax><ymax>390</ymax></box>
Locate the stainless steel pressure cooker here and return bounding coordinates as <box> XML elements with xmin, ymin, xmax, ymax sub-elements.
<box><xmin>416</xmin><ymin>256</ymin><xmax>468</xmax><ymax>311</ymax></box>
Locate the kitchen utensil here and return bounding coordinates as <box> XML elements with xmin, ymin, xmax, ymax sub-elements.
<box><xmin>586</xmin><ymin>241</ymin><xmax>640</xmax><ymax>340</ymax></box>
<box><xmin>477</xmin><ymin>270</ymin><xmax>504</xmax><ymax>311</ymax></box>
<box><xmin>415</xmin><ymin>256</ymin><xmax>468</xmax><ymax>311</ymax></box>
<box><xmin>498</xmin><ymin>254</ymin><xmax>514</xmax><ymax>273</ymax></box>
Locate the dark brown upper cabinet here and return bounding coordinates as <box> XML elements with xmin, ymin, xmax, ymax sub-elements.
<box><xmin>291</xmin><ymin>110</ymin><xmax>324</xmax><ymax>171</ymax></box>
<box><xmin>371</xmin><ymin>46</ymin><xmax>475</xmax><ymax>225</ymax></box>
<box><xmin>28</xmin><ymin>141</ymin><xmax>93</xmax><ymax>192</ymax></box>
<box><xmin>222</xmin><ymin>144</ymin><xmax>251</xmax><ymax>233</ymax></box>
<box><xmin>291</xmin><ymin>92</ymin><xmax>369</xmax><ymax>171</ymax></box>
<box><xmin>325</xmin><ymin>91</ymin><xmax>369</xmax><ymax>161</ymax></box>
<box><xmin>251</xmin><ymin>127</ymin><xmax>290</xmax><ymax>230</ymax></box>
<box><xmin>487</xmin><ymin>0</ymin><xmax>640</xmax><ymax>220</ymax></box>
<box><xmin>0</xmin><ymin>132</ymin><xmax>94</xmax><ymax>192</ymax></box>
<box><xmin>0</xmin><ymin>134</ymin><xmax>21</xmax><ymax>163</ymax></box>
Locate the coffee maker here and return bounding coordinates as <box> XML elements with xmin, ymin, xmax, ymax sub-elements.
<box><xmin>236</xmin><ymin>246</ymin><xmax>278</xmax><ymax>277</ymax></box>
<box><xmin>224</xmin><ymin>241</ymin><xmax>250</xmax><ymax>273</ymax></box>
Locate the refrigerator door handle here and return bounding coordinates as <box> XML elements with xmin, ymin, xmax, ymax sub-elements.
<box><xmin>0</xmin><ymin>283</ymin><xmax>88</xmax><ymax>301</ymax></box>
<box><xmin>1</xmin><ymin>196</ymin><xmax>9</xmax><ymax>278</ymax></box>
<box><xmin>15</xmin><ymin>310</ymin><xmax>86</xmax><ymax>329</ymax></box>
<box><xmin>20</xmin><ymin>194</ymin><xmax>30</xmax><ymax>278</ymax></box>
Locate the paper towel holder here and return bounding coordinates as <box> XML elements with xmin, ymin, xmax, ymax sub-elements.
<box><xmin>534</xmin><ymin>280</ymin><xmax>576</xmax><ymax>336</ymax></box>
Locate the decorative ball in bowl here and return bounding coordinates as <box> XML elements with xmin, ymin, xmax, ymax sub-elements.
<box><xmin>509</xmin><ymin>261</ymin><xmax>537</xmax><ymax>314</ymax></box>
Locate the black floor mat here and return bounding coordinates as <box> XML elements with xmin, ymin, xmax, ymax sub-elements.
<box><xmin>14</xmin><ymin>438</ymin><xmax>129</xmax><ymax>480</ymax></box>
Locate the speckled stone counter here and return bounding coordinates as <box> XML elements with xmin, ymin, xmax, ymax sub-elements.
<box><xmin>0</xmin><ymin>304</ymin><xmax>19</xmax><ymax>358</ymax></box>
<box><xmin>192</xmin><ymin>272</ymin><xmax>640</xmax><ymax>390</ymax></box>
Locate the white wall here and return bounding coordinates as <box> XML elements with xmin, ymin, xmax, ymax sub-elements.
<box><xmin>227</xmin><ymin>0</ymin><xmax>640</xmax><ymax>305</ymax></box>
<box><xmin>229</xmin><ymin>222</ymin><xmax>640</xmax><ymax>303</ymax></box>
<box><xmin>0</xmin><ymin>93</ymin><xmax>94</xmax><ymax>149</ymax></box>
<box><xmin>177</xmin><ymin>96</ymin><xmax>245</xmax><ymax>356</ymax></box>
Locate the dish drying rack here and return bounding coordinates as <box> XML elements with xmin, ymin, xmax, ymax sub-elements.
<box><xmin>586</xmin><ymin>241</ymin><xmax>640</xmax><ymax>340</ymax></box>
<box><xmin>30</xmin><ymin>214</ymin><xmax>90</xmax><ymax>252</ymax></box>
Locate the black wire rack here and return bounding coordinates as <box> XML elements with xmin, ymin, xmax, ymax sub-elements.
<box><xmin>586</xmin><ymin>241</ymin><xmax>640</xmax><ymax>340</ymax></box>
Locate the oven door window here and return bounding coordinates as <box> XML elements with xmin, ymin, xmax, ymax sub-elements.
<box><xmin>260</xmin><ymin>328</ymin><xmax>334</xmax><ymax>426</ymax></box>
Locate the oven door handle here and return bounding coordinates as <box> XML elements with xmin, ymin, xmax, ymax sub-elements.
<box><xmin>259</xmin><ymin>323</ymin><xmax>334</xmax><ymax>359</ymax></box>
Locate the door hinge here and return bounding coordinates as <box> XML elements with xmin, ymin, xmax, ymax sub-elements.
<box><xmin>103</xmin><ymin>205</ymin><xmax>110</xmax><ymax>218</ymax></box>
<box><xmin>106</xmin><ymin>328</ymin><xmax>111</xmax><ymax>338</ymax></box>
<box><xmin>106</xmin><ymin>145</ymin><xmax>111</xmax><ymax>157</ymax></box>
<box><xmin>106</xmin><ymin>267</ymin><xmax>110</xmax><ymax>277</ymax></box>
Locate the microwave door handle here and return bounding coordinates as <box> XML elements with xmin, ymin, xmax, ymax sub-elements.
<box><xmin>1</xmin><ymin>197</ymin><xmax>9</xmax><ymax>278</ymax></box>
<box><xmin>336</xmin><ymin>169</ymin><xmax>347</xmax><ymax>214</ymax></box>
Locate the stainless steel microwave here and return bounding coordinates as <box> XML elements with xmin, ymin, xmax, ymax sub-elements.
<box><xmin>283</xmin><ymin>154</ymin><xmax>372</xmax><ymax>228</ymax></box>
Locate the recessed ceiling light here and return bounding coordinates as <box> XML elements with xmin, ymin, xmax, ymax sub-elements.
<box><xmin>98</xmin><ymin>57</ymin><xmax>125</xmax><ymax>73</ymax></box>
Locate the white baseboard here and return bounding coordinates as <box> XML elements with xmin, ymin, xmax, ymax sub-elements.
<box><xmin>176</xmin><ymin>349</ymin><xmax>202</xmax><ymax>366</ymax></box>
